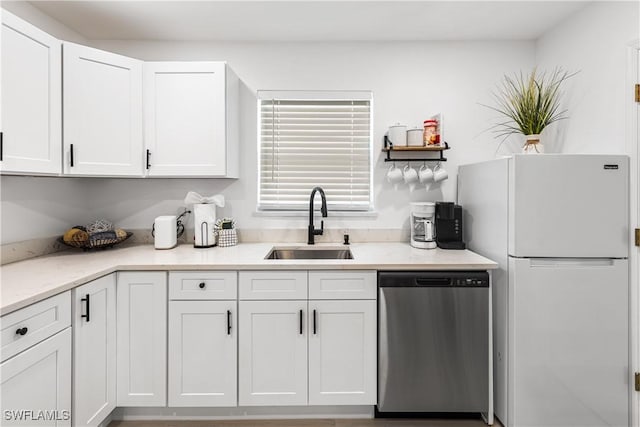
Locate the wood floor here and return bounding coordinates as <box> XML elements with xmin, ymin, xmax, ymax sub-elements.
<box><xmin>109</xmin><ymin>418</ymin><xmax>501</xmax><ymax>427</ymax></box>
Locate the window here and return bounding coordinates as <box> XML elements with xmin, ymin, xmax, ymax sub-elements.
<box><xmin>257</xmin><ymin>91</ymin><xmax>373</xmax><ymax>212</ymax></box>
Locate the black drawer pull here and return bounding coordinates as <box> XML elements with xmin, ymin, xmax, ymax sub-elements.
<box><xmin>15</xmin><ymin>327</ymin><xmax>28</xmax><ymax>336</ymax></box>
<box><xmin>313</xmin><ymin>309</ymin><xmax>317</xmax><ymax>335</ymax></box>
<box><xmin>81</xmin><ymin>293</ymin><xmax>90</xmax><ymax>322</ymax></box>
<box><xmin>199</xmin><ymin>282</ymin><xmax>206</xmax><ymax>289</ymax></box>
<box><xmin>227</xmin><ymin>310</ymin><xmax>232</xmax><ymax>335</ymax></box>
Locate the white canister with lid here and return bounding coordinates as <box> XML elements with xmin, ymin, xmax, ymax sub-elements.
<box><xmin>387</xmin><ymin>123</ymin><xmax>407</xmax><ymax>146</ymax></box>
<box><xmin>407</xmin><ymin>128</ymin><xmax>424</xmax><ymax>146</ymax></box>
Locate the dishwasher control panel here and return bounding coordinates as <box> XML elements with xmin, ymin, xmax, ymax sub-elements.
<box><xmin>378</xmin><ymin>270</ymin><xmax>489</xmax><ymax>288</ymax></box>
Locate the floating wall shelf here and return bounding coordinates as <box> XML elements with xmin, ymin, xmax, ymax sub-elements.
<box><xmin>382</xmin><ymin>135</ymin><xmax>450</xmax><ymax>162</ymax></box>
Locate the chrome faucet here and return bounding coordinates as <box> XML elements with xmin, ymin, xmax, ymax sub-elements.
<box><xmin>308</xmin><ymin>187</ymin><xmax>328</xmax><ymax>245</ymax></box>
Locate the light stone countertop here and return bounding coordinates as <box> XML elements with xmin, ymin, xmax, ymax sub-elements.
<box><xmin>0</xmin><ymin>242</ymin><xmax>497</xmax><ymax>316</ymax></box>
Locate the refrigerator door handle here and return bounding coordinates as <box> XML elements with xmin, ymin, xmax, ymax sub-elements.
<box><xmin>528</xmin><ymin>258</ymin><xmax>615</xmax><ymax>268</ymax></box>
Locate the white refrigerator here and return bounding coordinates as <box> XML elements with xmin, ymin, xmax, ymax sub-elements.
<box><xmin>458</xmin><ymin>154</ymin><xmax>629</xmax><ymax>427</ymax></box>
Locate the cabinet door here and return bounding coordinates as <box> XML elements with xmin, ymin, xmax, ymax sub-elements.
<box><xmin>1</xmin><ymin>11</ymin><xmax>61</xmax><ymax>175</ymax></box>
<box><xmin>116</xmin><ymin>272</ymin><xmax>167</xmax><ymax>406</ymax></box>
<box><xmin>73</xmin><ymin>275</ymin><xmax>116</xmax><ymax>427</ymax></box>
<box><xmin>63</xmin><ymin>42</ymin><xmax>143</xmax><ymax>176</ymax></box>
<box><xmin>1</xmin><ymin>328</ymin><xmax>71</xmax><ymax>427</ymax></box>
<box><xmin>239</xmin><ymin>300</ymin><xmax>307</xmax><ymax>406</ymax></box>
<box><xmin>168</xmin><ymin>301</ymin><xmax>237</xmax><ymax>407</ymax></box>
<box><xmin>308</xmin><ymin>300</ymin><xmax>376</xmax><ymax>405</ymax></box>
<box><xmin>144</xmin><ymin>62</ymin><xmax>226</xmax><ymax>176</ymax></box>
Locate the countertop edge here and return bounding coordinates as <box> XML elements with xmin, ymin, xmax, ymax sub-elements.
<box><xmin>1</xmin><ymin>244</ymin><xmax>498</xmax><ymax>316</ymax></box>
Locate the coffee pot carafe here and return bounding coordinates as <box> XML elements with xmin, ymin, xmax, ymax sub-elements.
<box><xmin>410</xmin><ymin>202</ymin><xmax>436</xmax><ymax>249</ymax></box>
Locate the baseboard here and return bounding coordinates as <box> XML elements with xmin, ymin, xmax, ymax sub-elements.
<box><xmin>97</xmin><ymin>409</ymin><xmax>116</xmax><ymax>427</ymax></box>
<box><xmin>111</xmin><ymin>406</ymin><xmax>374</xmax><ymax>421</ymax></box>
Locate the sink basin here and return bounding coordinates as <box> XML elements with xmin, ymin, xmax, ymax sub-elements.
<box><xmin>265</xmin><ymin>247</ymin><xmax>353</xmax><ymax>260</ymax></box>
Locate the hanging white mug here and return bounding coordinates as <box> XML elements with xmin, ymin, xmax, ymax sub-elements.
<box><xmin>419</xmin><ymin>164</ymin><xmax>434</xmax><ymax>184</ymax></box>
<box><xmin>433</xmin><ymin>163</ymin><xmax>449</xmax><ymax>183</ymax></box>
<box><xmin>386</xmin><ymin>163</ymin><xmax>403</xmax><ymax>185</ymax></box>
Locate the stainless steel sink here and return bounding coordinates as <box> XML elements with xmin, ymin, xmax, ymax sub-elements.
<box><xmin>265</xmin><ymin>247</ymin><xmax>353</xmax><ymax>260</ymax></box>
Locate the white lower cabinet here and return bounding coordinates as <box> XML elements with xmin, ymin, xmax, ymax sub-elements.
<box><xmin>168</xmin><ymin>301</ymin><xmax>237</xmax><ymax>407</ymax></box>
<box><xmin>73</xmin><ymin>275</ymin><xmax>117</xmax><ymax>427</ymax></box>
<box><xmin>1</xmin><ymin>328</ymin><xmax>72</xmax><ymax>427</ymax></box>
<box><xmin>116</xmin><ymin>272</ymin><xmax>167</xmax><ymax>407</ymax></box>
<box><xmin>308</xmin><ymin>300</ymin><xmax>377</xmax><ymax>405</ymax></box>
<box><xmin>239</xmin><ymin>300</ymin><xmax>308</xmax><ymax>406</ymax></box>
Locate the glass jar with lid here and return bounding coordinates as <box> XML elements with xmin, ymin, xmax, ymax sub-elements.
<box><xmin>423</xmin><ymin>119</ymin><xmax>439</xmax><ymax>146</ymax></box>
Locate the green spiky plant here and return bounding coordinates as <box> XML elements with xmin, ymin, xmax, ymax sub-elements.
<box><xmin>485</xmin><ymin>68</ymin><xmax>576</xmax><ymax>142</ymax></box>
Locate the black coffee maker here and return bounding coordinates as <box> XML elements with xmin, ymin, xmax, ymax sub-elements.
<box><xmin>435</xmin><ymin>202</ymin><xmax>466</xmax><ymax>250</ymax></box>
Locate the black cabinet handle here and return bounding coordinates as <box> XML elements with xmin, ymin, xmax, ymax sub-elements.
<box><xmin>313</xmin><ymin>309</ymin><xmax>317</xmax><ymax>335</ymax></box>
<box><xmin>299</xmin><ymin>309</ymin><xmax>303</xmax><ymax>334</ymax></box>
<box><xmin>0</xmin><ymin>131</ymin><xmax>4</xmax><ymax>161</ymax></box>
<box><xmin>70</xmin><ymin>144</ymin><xmax>75</xmax><ymax>167</ymax></box>
<box><xmin>227</xmin><ymin>310</ymin><xmax>231</xmax><ymax>335</ymax></box>
<box><xmin>81</xmin><ymin>293</ymin><xmax>90</xmax><ymax>322</ymax></box>
<box><xmin>15</xmin><ymin>327</ymin><xmax>28</xmax><ymax>336</ymax></box>
<box><xmin>199</xmin><ymin>282</ymin><xmax>206</xmax><ymax>289</ymax></box>
<box><xmin>146</xmin><ymin>149</ymin><xmax>151</xmax><ymax>169</ymax></box>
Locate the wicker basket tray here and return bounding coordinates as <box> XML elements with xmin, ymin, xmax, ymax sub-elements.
<box><xmin>59</xmin><ymin>231</ymin><xmax>133</xmax><ymax>251</ymax></box>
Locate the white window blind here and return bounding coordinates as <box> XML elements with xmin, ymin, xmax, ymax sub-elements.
<box><xmin>258</xmin><ymin>91</ymin><xmax>373</xmax><ymax>211</ymax></box>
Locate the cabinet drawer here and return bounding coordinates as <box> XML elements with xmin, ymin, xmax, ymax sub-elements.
<box><xmin>169</xmin><ymin>271</ymin><xmax>237</xmax><ymax>300</ymax></box>
<box><xmin>239</xmin><ymin>271</ymin><xmax>307</xmax><ymax>300</ymax></box>
<box><xmin>309</xmin><ymin>270</ymin><xmax>376</xmax><ymax>300</ymax></box>
<box><xmin>1</xmin><ymin>292</ymin><xmax>71</xmax><ymax>362</ymax></box>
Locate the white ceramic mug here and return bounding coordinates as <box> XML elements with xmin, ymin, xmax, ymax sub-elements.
<box><xmin>386</xmin><ymin>163</ymin><xmax>403</xmax><ymax>184</ymax></box>
<box><xmin>418</xmin><ymin>164</ymin><xmax>434</xmax><ymax>184</ymax></box>
<box><xmin>403</xmin><ymin>164</ymin><xmax>419</xmax><ymax>190</ymax></box>
<box><xmin>433</xmin><ymin>164</ymin><xmax>449</xmax><ymax>183</ymax></box>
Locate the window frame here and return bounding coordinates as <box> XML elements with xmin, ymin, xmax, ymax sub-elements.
<box><xmin>256</xmin><ymin>90</ymin><xmax>374</xmax><ymax>213</ymax></box>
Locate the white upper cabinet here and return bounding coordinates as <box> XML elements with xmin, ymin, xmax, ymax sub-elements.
<box><xmin>143</xmin><ymin>62</ymin><xmax>239</xmax><ymax>177</ymax></box>
<box><xmin>1</xmin><ymin>11</ymin><xmax>61</xmax><ymax>175</ymax></box>
<box><xmin>63</xmin><ymin>42</ymin><xmax>143</xmax><ymax>176</ymax></box>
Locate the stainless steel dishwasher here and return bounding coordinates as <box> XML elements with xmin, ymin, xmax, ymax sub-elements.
<box><xmin>377</xmin><ymin>271</ymin><xmax>490</xmax><ymax>415</ymax></box>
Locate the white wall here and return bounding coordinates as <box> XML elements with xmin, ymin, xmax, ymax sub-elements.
<box><xmin>0</xmin><ymin>177</ymin><xmax>93</xmax><ymax>244</ymax></box>
<box><xmin>84</xmin><ymin>40</ymin><xmax>533</xmax><ymax>235</ymax></box>
<box><xmin>535</xmin><ymin>1</ymin><xmax>639</xmax><ymax>153</ymax></box>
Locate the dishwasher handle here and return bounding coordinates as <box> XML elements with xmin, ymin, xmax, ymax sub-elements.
<box><xmin>415</xmin><ymin>277</ymin><xmax>451</xmax><ymax>287</ymax></box>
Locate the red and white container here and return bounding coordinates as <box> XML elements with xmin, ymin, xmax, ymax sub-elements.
<box><xmin>423</xmin><ymin>119</ymin><xmax>440</xmax><ymax>145</ymax></box>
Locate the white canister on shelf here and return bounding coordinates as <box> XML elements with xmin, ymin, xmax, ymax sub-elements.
<box><xmin>387</xmin><ymin>123</ymin><xmax>407</xmax><ymax>146</ymax></box>
<box><xmin>407</xmin><ymin>128</ymin><xmax>424</xmax><ymax>146</ymax></box>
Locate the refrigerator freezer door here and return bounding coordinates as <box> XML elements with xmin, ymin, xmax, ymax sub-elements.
<box><xmin>508</xmin><ymin>154</ymin><xmax>629</xmax><ymax>258</ymax></box>
<box><xmin>508</xmin><ymin>257</ymin><xmax>628</xmax><ymax>427</ymax></box>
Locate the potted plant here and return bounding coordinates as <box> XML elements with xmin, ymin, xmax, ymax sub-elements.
<box><xmin>485</xmin><ymin>68</ymin><xmax>575</xmax><ymax>153</ymax></box>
